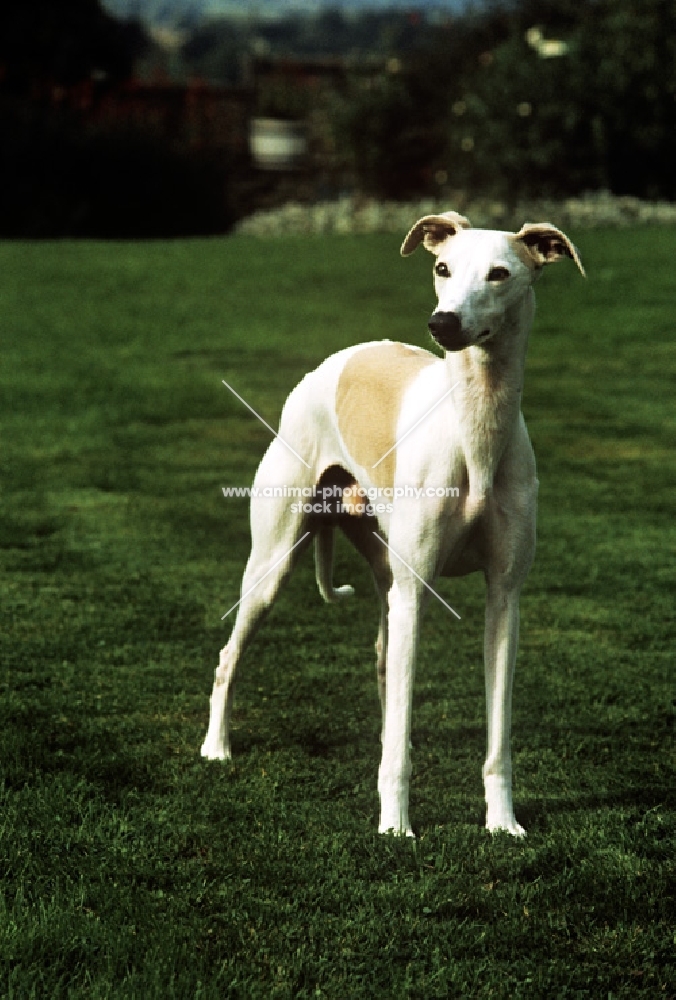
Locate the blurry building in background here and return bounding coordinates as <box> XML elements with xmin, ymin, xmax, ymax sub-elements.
<box><xmin>45</xmin><ymin>46</ymin><xmax>363</xmax><ymax>214</ymax></box>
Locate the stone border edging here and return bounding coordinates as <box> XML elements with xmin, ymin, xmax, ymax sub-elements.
<box><xmin>235</xmin><ymin>191</ymin><xmax>676</xmax><ymax>236</ymax></box>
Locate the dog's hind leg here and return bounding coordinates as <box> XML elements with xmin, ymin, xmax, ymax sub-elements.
<box><xmin>201</xmin><ymin>442</ymin><xmax>313</xmax><ymax>760</ymax></box>
<box><xmin>337</xmin><ymin>513</ymin><xmax>392</xmax><ymax>741</ymax></box>
<box><xmin>373</xmin><ymin>576</ymin><xmax>389</xmax><ymax>741</ymax></box>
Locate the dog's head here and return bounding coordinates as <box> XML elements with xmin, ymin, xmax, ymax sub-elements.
<box><xmin>401</xmin><ymin>213</ymin><xmax>585</xmax><ymax>352</ymax></box>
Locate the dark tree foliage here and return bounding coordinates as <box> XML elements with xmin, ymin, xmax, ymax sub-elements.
<box><xmin>583</xmin><ymin>0</ymin><xmax>676</xmax><ymax>198</ymax></box>
<box><xmin>0</xmin><ymin>0</ymin><xmax>147</xmax><ymax>93</ymax></box>
<box><xmin>0</xmin><ymin>102</ymin><xmax>234</xmax><ymax>238</ymax></box>
<box><xmin>1</xmin><ymin>0</ymin><xmax>674</xmax><ymax>234</ymax></box>
<box><xmin>0</xmin><ymin>1</ymin><xmax>234</xmax><ymax>237</ymax></box>
<box><xmin>336</xmin><ymin>0</ymin><xmax>676</xmax><ymax>201</ymax></box>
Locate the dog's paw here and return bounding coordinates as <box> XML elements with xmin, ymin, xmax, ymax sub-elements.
<box><xmin>379</xmin><ymin>823</ymin><xmax>416</xmax><ymax>839</ymax></box>
<box><xmin>334</xmin><ymin>584</ymin><xmax>355</xmax><ymax>599</ymax></box>
<box><xmin>486</xmin><ymin>819</ymin><xmax>526</xmax><ymax>838</ymax></box>
<box><xmin>200</xmin><ymin>741</ymin><xmax>231</xmax><ymax>761</ymax></box>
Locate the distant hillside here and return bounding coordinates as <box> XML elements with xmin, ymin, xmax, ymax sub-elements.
<box><xmin>101</xmin><ymin>0</ymin><xmax>470</xmax><ymax>27</ymax></box>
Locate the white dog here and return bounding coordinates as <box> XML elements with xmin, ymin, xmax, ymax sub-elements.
<box><xmin>202</xmin><ymin>212</ymin><xmax>584</xmax><ymax>837</ymax></box>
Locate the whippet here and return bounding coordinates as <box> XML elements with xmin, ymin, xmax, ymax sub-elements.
<box><xmin>201</xmin><ymin>211</ymin><xmax>584</xmax><ymax>837</ymax></box>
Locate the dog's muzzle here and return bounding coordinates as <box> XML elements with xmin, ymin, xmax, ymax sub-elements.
<box><xmin>428</xmin><ymin>311</ymin><xmax>473</xmax><ymax>352</ymax></box>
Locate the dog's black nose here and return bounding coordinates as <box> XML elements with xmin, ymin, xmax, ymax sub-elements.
<box><xmin>428</xmin><ymin>311</ymin><xmax>461</xmax><ymax>337</ymax></box>
<box><xmin>428</xmin><ymin>311</ymin><xmax>468</xmax><ymax>351</ymax></box>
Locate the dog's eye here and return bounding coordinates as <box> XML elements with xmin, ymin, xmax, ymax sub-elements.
<box><xmin>435</xmin><ymin>262</ymin><xmax>450</xmax><ymax>278</ymax></box>
<box><xmin>487</xmin><ymin>266</ymin><xmax>510</xmax><ymax>282</ymax></box>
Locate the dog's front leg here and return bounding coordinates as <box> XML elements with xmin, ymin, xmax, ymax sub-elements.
<box><xmin>377</xmin><ymin>577</ymin><xmax>423</xmax><ymax>837</ymax></box>
<box><xmin>482</xmin><ymin>580</ymin><xmax>526</xmax><ymax>837</ymax></box>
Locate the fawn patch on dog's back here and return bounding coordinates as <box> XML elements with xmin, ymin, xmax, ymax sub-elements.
<box><xmin>335</xmin><ymin>342</ymin><xmax>436</xmax><ymax>488</ymax></box>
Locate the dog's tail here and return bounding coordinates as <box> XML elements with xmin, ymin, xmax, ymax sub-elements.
<box><xmin>314</xmin><ymin>525</ymin><xmax>355</xmax><ymax>603</ymax></box>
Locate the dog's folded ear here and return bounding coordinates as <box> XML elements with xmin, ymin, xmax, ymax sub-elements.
<box><xmin>401</xmin><ymin>211</ymin><xmax>471</xmax><ymax>257</ymax></box>
<box><xmin>514</xmin><ymin>223</ymin><xmax>586</xmax><ymax>276</ymax></box>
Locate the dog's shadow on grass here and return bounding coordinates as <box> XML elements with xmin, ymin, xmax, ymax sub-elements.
<box><xmin>231</xmin><ymin>718</ymin><xmax>370</xmax><ymax>760</ymax></box>
<box><xmin>10</xmin><ymin>697</ymin><xmax>671</xmax><ymax>826</ymax></box>
<box><xmin>517</xmin><ymin>783</ymin><xmax>675</xmax><ymax>830</ymax></box>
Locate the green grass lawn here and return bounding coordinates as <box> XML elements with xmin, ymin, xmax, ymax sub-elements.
<box><xmin>0</xmin><ymin>228</ymin><xmax>674</xmax><ymax>998</ymax></box>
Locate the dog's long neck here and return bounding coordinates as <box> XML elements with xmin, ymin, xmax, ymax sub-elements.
<box><xmin>447</xmin><ymin>292</ymin><xmax>534</xmax><ymax>499</ymax></box>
